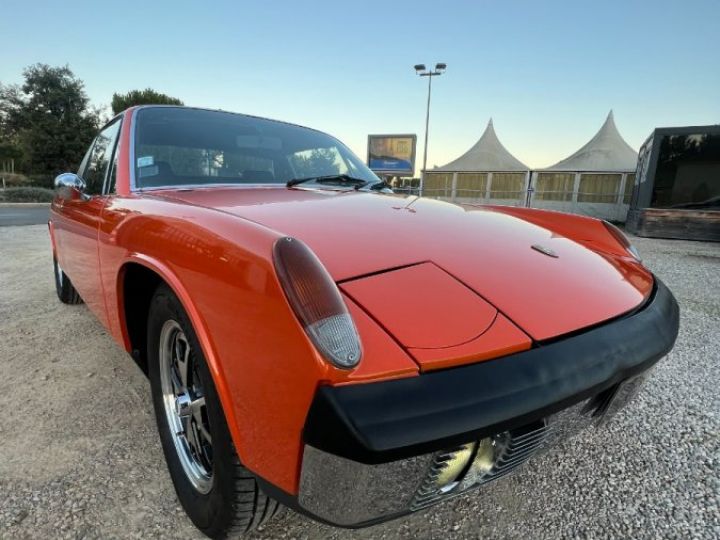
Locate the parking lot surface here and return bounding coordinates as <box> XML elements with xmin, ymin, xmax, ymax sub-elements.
<box><xmin>0</xmin><ymin>224</ymin><xmax>718</xmax><ymax>540</ymax></box>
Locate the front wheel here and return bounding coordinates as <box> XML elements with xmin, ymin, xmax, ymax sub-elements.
<box><xmin>147</xmin><ymin>284</ymin><xmax>280</xmax><ymax>538</ymax></box>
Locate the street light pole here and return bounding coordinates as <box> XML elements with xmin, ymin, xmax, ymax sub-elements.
<box><xmin>422</xmin><ymin>73</ymin><xmax>432</xmax><ymax>181</ymax></box>
<box><xmin>414</xmin><ymin>63</ymin><xmax>446</xmax><ymax>196</ymax></box>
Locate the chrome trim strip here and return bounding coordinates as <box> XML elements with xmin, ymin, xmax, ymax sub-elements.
<box><xmin>129</xmin><ymin>107</ymin><xmax>139</xmax><ymax>191</ymax></box>
<box><xmin>298</xmin><ymin>445</ymin><xmax>434</xmax><ymax>526</ymax></box>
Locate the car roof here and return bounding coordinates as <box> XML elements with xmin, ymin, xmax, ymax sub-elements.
<box><xmin>125</xmin><ymin>104</ymin><xmax>330</xmax><ymax>139</ymax></box>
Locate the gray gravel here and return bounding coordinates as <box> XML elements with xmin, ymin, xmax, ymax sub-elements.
<box><xmin>1</xmin><ymin>225</ymin><xmax>718</xmax><ymax>540</ymax></box>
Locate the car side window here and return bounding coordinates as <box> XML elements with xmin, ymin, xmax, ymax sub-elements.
<box><xmin>82</xmin><ymin>120</ymin><xmax>121</xmax><ymax>196</ymax></box>
<box><xmin>77</xmin><ymin>140</ymin><xmax>94</xmax><ymax>179</ymax></box>
<box><xmin>106</xmin><ymin>144</ymin><xmax>119</xmax><ymax>194</ymax></box>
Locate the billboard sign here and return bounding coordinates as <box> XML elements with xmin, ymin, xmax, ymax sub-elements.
<box><xmin>367</xmin><ymin>134</ymin><xmax>417</xmax><ymax>176</ymax></box>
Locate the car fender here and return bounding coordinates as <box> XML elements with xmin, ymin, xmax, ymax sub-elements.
<box><xmin>101</xmin><ymin>199</ymin><xmax>417</xmax><ymax>494</ymax></box>
<box><xmin>117</xmin><ymin>253</ymin><xmax>244</xmax><ymax>457</ymax></box>
<box><xmin>484</xmin><ymin>205</ymin><xmax>635</xmax><ymax>258</ymax></box>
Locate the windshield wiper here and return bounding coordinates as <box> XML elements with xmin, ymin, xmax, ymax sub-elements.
<box><xmin>369</xmin><ymin>180</ymin><xmax>391</xmax><ymax>191</ymax></box>
<box><xmin>286</xmin><ymin>174</ymin><xmax>370</xmax><ymax>189</ymax></box>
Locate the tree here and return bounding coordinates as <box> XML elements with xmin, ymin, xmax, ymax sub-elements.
<box><xmin>0</xmin><ymin>64</ymin><xmax>101</xmax><ymax>176</ymax></box>
<box><xmin>0</xmin><ymin>84</ymin><xmax>25</xmax><ymax>173</ymax></box>
<box><xmin>111</xmin><ymin>88</ymin><xmax>183</xmax><ymax>115</ymax></box>
<box><xmin>290</xmin><ymin>148</ymin><xmax>342</xmax><ymax>178</ymax></box>
<box><xmin>0</xmin><ymin>141</ymin><xmax>22</xmax><ymax>173</ymax></box>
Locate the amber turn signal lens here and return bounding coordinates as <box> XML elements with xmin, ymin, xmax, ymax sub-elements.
<box><xmin>273</xmin><ymin>237</ymin><xmax>362</xmax><ymax>368</ymax></box>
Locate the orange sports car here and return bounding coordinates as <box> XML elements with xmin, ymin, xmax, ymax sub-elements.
<box><xmin>50</xmin><ymin>106</ymin><xmax>679</xmax><ymax>537</ymax></box>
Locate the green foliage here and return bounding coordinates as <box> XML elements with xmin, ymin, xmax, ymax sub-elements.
<box><xmin>0</xmin><ymin>140</ymin><xmax>22</xmax><ymax>161</ymax></box>
<box><xmin>111</xmin><ymin>88</ymin><xmax>183</xmax><ymax>115</ymax></box>
<box><xmin>26</xmin><ymin>174</ymin><xmax>55</xmax><ymax>189</ymax></box>
<box><xmin>0</xmin><ymin>186</ymin><xmax>54</xmax><ymax>202</ymax></box>
<box><xmin>0</xmin><ymin>64</ymin><xmax>101</xmax><ymax>176</ymax></box>
<box><xmin>290</xmin><ymin>148</ymin><xmax>342</xmax><ymax>178</ymax></box>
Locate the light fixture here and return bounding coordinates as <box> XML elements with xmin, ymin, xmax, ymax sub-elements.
<box><xmin>433</xmin><ymin>442</ymin><xmax>475</xmax><ymax>493</ymax></box>
<box><xmin>273</xmin><ymin>237</ymin><xmax>362</xmax><ymax>368</ymax></box>
<box><xmin>460</xmin><ymin>436</ymin><xmax>502</xmax><ymax>489</ymax></box>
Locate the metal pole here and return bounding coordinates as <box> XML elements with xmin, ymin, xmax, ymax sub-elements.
<box><xmin>423</xmin><ymin>74</ymin><xmax>432</xmax><ymax>175</ymax></box>
<box><xmin>420</xmin><ymin>74</ymin><xmax>432</xmax><ymax>196</ymax></box>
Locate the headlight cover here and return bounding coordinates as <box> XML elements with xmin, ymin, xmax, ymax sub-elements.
<box><xmin>273</xmin><ymin>236</ymin><xmax>362</xmax><ymax>368</ymax></box>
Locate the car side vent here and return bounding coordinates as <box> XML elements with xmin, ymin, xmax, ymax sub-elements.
<box><xmin>487</xmin><ymin>422</ymin><xmax>551</xmax><ymax>480</ymax></box>
<box><xmin>411</xmin><ymin>444</ymin><xmax>473</xmax><ymax>510</ymax></box>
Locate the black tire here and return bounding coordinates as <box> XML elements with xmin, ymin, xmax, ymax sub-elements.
<box><xmin>147</xmin><ymin>284</ymin><xmax>280</xmax><ymax>538</ymax></box>
<box><xmin>53</xmin><ymin>255</ymin><xmax>82</xmax><ymax>305</ymax></box>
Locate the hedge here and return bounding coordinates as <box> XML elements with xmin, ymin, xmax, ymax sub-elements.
<box><xmin>0</xmin><ymin>186</ymin><xmax>55</xmax><ymax>203</ymax></box>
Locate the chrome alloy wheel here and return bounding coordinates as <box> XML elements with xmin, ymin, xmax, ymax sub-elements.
<box><xmin>159</xmin><ymin>320</ymin><xmax>213</xmax><ymax>493</ymax></box>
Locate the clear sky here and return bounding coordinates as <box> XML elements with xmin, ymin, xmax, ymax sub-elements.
<box><xmin>1</xmin><ymin>0</ymin><xmax>718</xmax><ymax>173</ymax></box>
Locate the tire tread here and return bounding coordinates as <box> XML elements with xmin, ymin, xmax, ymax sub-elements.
<box><xmin>221</xmin><ymin>452</ymin><xmax>281</xmax><ymax>537</ymax></box>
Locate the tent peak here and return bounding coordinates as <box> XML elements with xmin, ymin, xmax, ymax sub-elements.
<box><xmin>481</xmin><ymin>118</ymin><xmax>496</xmax><ymax>139</ymax></box>
<box><xmin>546</xmin><ymin>111</ymin><xmax>637</xmax><ymax>172</ymax></box>
<box><xmin>433</xmin><ymin>119</ymin><xmax>528</xmax><ymax>172</ymax></box>
<box><xmin>602</xmin><ymin>109</ymin><xmax>617</xmax><ymax>131</ymax></box>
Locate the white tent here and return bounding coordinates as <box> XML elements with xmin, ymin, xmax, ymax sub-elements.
<box><xmin>423</xmin><ymin>120</ymin><xmax>530</xmax><ymax>204</ymax></box>
<box><xmin>434</xmin><ymin>119</ymin><xmax>528</xmax><ymax>172</ymax></box>
<box><xmin>546</xmin><ymin>110</ymin><xmax>637</xmax><ymax>171</ymax></box>
<box><xmin>530</xmin><ymin>111</ymin><xmax>639</xmax><ymax>221</ymax></box>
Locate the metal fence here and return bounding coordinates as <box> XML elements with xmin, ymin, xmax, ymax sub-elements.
<box><xmin>419</xmin><ymin>171</ymin><xmax>636</xmax><ymax>222</ymax></box>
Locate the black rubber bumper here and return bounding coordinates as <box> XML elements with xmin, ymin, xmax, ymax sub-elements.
<box><xmin>303</xmin><ymin>278</ymin><xmax>679</xmax><ymax>464</ymax></box>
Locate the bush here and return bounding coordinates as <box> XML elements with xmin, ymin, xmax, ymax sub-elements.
<box><xmin>0</xmin><ymin>186</ymin><xmax>55</xmax><ymax>202</ymax></box>
<box><xmin>27</xmin><ymin>174</ymin><xmax>55</xmax><ymax>189</ymax></box>
<box><xmin>0</xmin><ymin>173</ymin><xmax>55</xmax><ymax>188</ymax></box>
<box><xmin>0</xmin><ymin>173</ymin><xmax>31</xmax><ymax>187</ymax></box>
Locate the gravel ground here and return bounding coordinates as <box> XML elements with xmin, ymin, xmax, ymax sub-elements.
<box><xmin>1</xmin><ymin>225</ymin><xmax>718</xmax><ymax>540</ymax></box>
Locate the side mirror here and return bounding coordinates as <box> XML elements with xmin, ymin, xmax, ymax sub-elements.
<box><xmin>54</xmin><ymin>173</ymin><xmax>88</xmax><ymax>200</ymax></box>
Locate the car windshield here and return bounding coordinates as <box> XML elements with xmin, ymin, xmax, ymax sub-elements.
<box><xmin>133</xmin><ymin>107</ymin><xmax>379</xmax><ymax>189</ymax></box>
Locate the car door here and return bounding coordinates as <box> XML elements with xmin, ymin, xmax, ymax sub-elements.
<box><xmin>53</xmin><ymin>119</ymin><xmax>122</xmax><ymax>325</ymax></box>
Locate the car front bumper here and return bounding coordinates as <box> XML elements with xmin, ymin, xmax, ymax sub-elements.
<box><xmin>260</xmin><ymin>278</ymin><xmax>679</xmax><ymax>527</ymax></box>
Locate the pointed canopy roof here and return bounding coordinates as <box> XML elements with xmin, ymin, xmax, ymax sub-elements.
<box><xmin>546</xmin><ymin>111</ymin><xmax>638</xmax><ymax>172</ymax></box>
<box><xmin>434</xmin><ymin>119</ymin><xmax>528</xmax><ymax>172</ymax></box>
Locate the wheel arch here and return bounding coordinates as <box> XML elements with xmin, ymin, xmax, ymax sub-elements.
<box><xmin>48</xmin><ymin>218</ymin><xmax>57</xmax><ymax>253</ymax></box>
<box><xmin>118</xmin><ymin>260</ymin><xmax>162</xmax><ymax>374</ymax></box>
<box><xmin>117</xmin><ymin>255</ymin><xmax>243</xmax><ymax>454</ymax></box>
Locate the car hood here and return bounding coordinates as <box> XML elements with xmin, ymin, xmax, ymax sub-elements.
<box><xmin>156</xmin><ymin>187</ymin><xmax>653</xmax><ymax>342</ymax></box>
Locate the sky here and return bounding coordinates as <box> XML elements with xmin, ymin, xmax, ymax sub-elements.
<box><xmin>1</xmin><ymin>0</ymin><xmax>718</xmax><ymax>173</ymax></box>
